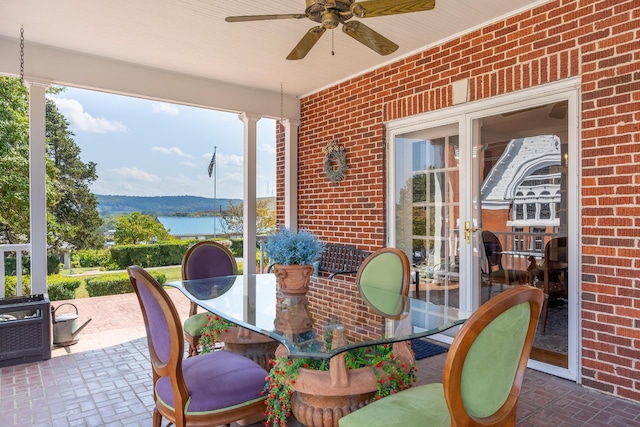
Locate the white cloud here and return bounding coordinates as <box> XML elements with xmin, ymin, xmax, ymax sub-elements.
<box><xmin>50</xmin><ymin>97</ymin><xmax>128</xmax><ymax>133</ymax></box>
<box><xmin>261</xmin><ymin>143</ymin><xmax>276</xmax><ymax>156</ymax></box>
<box><xmin>151</xmin><ymin>102</ymin><xmax>180</xmax><ymax>116</ymax></box>
<box><xmin>180</xmin><ymin>161</ymin><xmax>197</xmax><ymax>167</ymax></box>
<box><xmin>152</xmin><ymin>146</ymin><xmax>193</xmax><ymax>158</ymax></box>
<box><xmin>110</xmin><ymin>167</ymin><xmax>161</xmax><ymax>183</ymax></box>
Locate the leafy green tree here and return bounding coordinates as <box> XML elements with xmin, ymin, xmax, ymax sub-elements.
<box><xmin>221</xmin><ymin>199</ymin><xmax>276</xmax><ymax>238</ymax></box>
<box><xmin>46</xmin><ymin>94</ymin><xmax>104</xmax><ymax>249</ymax></box>
<box><xmin>0</xmin><ymin>77</ymin><xmax>103</xmax><ymax>249</ymax></box>
<box><xmin>0</xmin><ymin>77</ymin><xmax>30</xmax><ymax>243</ymax></box>
<box><xmin>113</xmin><ymin>212</ymin><xmax>171</xmax><ymax>245</ymax></box>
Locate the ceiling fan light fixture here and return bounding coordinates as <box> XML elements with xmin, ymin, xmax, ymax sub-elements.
<box><xmin>321</xmin><ymin>11</ymin><xmax>340</xmax><ymax>29</ymax></box>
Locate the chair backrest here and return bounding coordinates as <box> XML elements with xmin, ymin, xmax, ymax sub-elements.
<box><xmin>545</xmin><ymin>237</ymin><xmax>567</xmax><ymax>270</ymax></box>
<box><xmin>356</xmin><ymin>248</ymin><xmax>411</xmax><ymax>317</ymax></box>
<box><xmin>127</xmin><ymin>266</ymin><xmax>189</xmax><ymax>423</ymax></box>
<box><xmin>181</xmin><ymin>240</ymin><xmax>237</xmax><ymax>280</ymax></box>
<box><xmin>482</xmin><ymin>230</ymin><xmax>504</xmax><ymax>271</ymax></box>
<box><xmin>443</xmin><ymin>285</ymin><xmax>544</xmax><ymax>425</ymax></box>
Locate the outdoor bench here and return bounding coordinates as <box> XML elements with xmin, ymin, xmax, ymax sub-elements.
<box><xmin>318</xmin><ymin>244</ymin><xmax>371</xmax><ymax>279</ymax></box>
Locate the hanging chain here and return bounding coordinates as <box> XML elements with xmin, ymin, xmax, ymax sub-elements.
<box><xmin>280</xmin><ymin>82</ymin><xmax>284</xmax><ymax>124</ymax></box>
<box><xmin>19</xmin><ymin>26</ymin><xmax>25</xmax><ymax>83</ymax></box>
<box><xmin>332</xmin><ymin>30</ymin><xmax>335</xmax><ymax>56</ymax></box>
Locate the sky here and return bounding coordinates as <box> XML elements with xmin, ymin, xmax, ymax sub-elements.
<box><xmin>48</xmin><ymin>87</ymin><xmax>277</xmax><ymax>199</ymax></box>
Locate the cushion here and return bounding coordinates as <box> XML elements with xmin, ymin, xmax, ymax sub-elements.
<box><xmin>183</xmin><ymin>312</ymin><xmax>209</xmax><ymax>337</ymax></box>
<box><xmin>155</xmin><ymin>350</ymin><xmax>267</xmax><ymax>414</ymax></box>
<box><xmin>460</xmin><ymin>301</ymin><xmax>529</xmax><ymax>418</ymax></box>
<box><xmin>339</xmin><ymin>383</ymin><xmax>450</xmax><ymax>427</ymax></box>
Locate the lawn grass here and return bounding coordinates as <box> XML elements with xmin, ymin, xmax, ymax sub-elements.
<box><xmin>65</xmin><ymin>262</ymin><xmax>244</xmax><ymax>299</ymax></box>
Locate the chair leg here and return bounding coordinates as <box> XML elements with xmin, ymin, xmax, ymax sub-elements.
<box><xmin>152</xmin><ymin>407</ymin><xmax>162</xmax><ymax>427</ymax></box>
<box><xmin>185</xmin><ymin>334</ymin><xmax>200</xmax><ymax>357</ymax></box>
<box><xmin>540</xmin><ymin>293</ymin><xmax>550</xmax><ymax>335</ymax></box>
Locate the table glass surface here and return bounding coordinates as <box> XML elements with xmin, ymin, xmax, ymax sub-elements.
<box><xmin>166</xmin><ymin>274</ymin><xmax>469</xmax><ymax>360</ymax></box>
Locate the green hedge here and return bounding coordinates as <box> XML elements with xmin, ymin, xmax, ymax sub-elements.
<box><xmin>85</xmin><ymin>272</ymin><xmax>167</xmax><ymax>297</ymax></box>
<box><xmin>75</xmin><ymin>249</ymin><xmax>111</xmax><ymax>268</ymax></box>
<box><xmin>109</xmin><ymin>241</ymin><xmax>195</xmax><ymax>269</ymax></box>
<box><xmin>2</xmin><ymin>276</ymin><xmax>32</xmax><ymax>297</ymax></box>
<box><xmin>3</xmin><ymin>275</ymin><xmax>81</xmax><ymax>301</ymax></box>
<box><xmin>47</xmin><ymin>276</ymin><xmax>82</xmax><ymax>301</ymax></box>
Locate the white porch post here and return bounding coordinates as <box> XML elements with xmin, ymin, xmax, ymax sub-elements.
<box><xmin>281</xmin><ymin>119</ymin><xmax>299</xmax><ymax>230</ymax></box>
<box><xmin>27</xmin><ymin>80</ymin><xmax>49</xmax><ymax>295</ymax></box>
<box><xmin>239</xmin><ymin>112</ymin><xmax>260</xmax><ymax>274</ymax></box>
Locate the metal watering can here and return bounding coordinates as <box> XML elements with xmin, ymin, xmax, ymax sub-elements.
<box><xmin>51</xmin><ymin>303</ymin><xmax>92</xmax><ymax>346</ymax></box>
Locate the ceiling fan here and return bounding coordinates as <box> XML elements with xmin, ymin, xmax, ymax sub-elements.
<box><xmin>225</xmin><ymin>0</ymin><xmax>436</xmax><ymax>60</ymax></box>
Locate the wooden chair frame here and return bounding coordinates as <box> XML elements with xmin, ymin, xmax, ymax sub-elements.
<box><xmin>127</xmin><ymin>266</ymin><xmax>265</xmax><ymax>427</ymax></box>
<box><xmin>181</xmin><ymin>241</ymin><xmax>237</xmax><ymax>356</ymax></box>
<box><xmin>443</xmin><ymin>286</ymin><xmax>544</xmax><ymax>426</ymax></box>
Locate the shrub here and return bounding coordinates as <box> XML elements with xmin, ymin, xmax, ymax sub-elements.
<box><xmin>75</xmin><ymin>249</ymin><xmax>111</xmax><ymax>268</ymax></box>
<box><xmin>85</xmin><ymin>272</ymin><xmax>166</xmax><ymax>297</ymax></box>
<box><xmin>47</xmin><ymin>275</ymin><xmax>82</xmax><ymax>301</ymax></box>
<box><xmin>3</xmin><ymin>275</ymin><xmax>32</xmax><ymax>297</ymax></box>
<box><xmin>47</xmin><ymin>253</ymin><xmax>61</xmax><ymax>275</ymax></box>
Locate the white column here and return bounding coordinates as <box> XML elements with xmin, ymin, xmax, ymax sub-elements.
<box><xmin>281</xmin><ymin>119</ymin><xmax>299</xmax><ymax>230</ymax></box>
<box><xmin>239</xmin><ymin>112</ymin><xmax>261</xmax><ymax>274</ymax></box>
<box><xmin>27</xmin><ymin>80</ymin><xmax>49</xmax><ymax>295</ymax></box>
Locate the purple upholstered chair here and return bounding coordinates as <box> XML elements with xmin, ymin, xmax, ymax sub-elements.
<box><xmin>181</xmin><ymin>241</ymin><xmax>237</xmax><ymax>356</ymax></box>
<box><xmin>127</xmin><ymin>266</ymin><xmax>266</xmax><ymax>427</ymax></box>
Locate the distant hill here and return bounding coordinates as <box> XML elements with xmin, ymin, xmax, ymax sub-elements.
<box><xmin>95</xmin><ymin>195</ymin><xmax>242</xmax><ymax>216</ymax></box>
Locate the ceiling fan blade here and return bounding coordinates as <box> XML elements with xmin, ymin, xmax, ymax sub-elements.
<box><xmin>351</xmin><ymin>0</ymin><xmax>436</xmax><ymax>18</ymax></box>
<box><xmin>287</xmin><ymin>26</ymin><xmax>327</xmax><ymax>60</ymax></box>
<box><xmin>225</xmin><ymin>14</ymin><xmax>307</xmax><ymax>23</ymax></box>
<box><xmin>342</xmin><ymin>21</ymin><xmax>398</xmax><ymax>56</ymax></box>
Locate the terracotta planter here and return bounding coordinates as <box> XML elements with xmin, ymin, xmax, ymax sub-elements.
<box><xmin>273</xmin><ymin>264</ymin><xmax>314</xmax><ymax>295</ymax></box>
<box><xmin>222</xmin><ymin>326</ymin><xmax>279</xmax><ymax>371</ymax></box>
<box><xmin>281</xmin><ymin>340</ymin><xmax>415</xmax><ymax>427</ymax></box>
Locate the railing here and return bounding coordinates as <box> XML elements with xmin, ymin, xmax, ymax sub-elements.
<box><xmin>0</xmin><ymin>243</ymin><xmax>31</xmax><ymax>298</ymax></box>
<box><xmin>489</xmin><ymin>231</ymin><xmax>558</xmax><ymax>271</ymax></box>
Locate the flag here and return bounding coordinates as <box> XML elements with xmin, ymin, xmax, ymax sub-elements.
<box><xmin>207</xmin><ymin>151</ymin><xmax>216</xmax><ymax>177</ymax></box>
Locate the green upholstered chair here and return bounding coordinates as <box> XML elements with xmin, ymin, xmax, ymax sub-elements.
<box><xmin>339</xmin><ymin>285</ymin><xmax>544</xmax><ymax>427</ymax></box>
<box><xmin>482</xmin><ymin>230</ymin><xmax>530</xmax><ymax>298</ymax></box>
<box><xmin>356</xmin><ymin>248</ymin><xmax>411</xmax><ymax>317</ymax></box>
<box><xmin>181</xmin><ymin>241</ymin><xmax>237</xmax><ymax>357</ymax></box>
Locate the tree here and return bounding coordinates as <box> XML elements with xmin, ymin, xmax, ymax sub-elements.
<box><xmin>221</xmin><ymin>199</ymin><xmax>276</xmax><ymax>238</ymax></box>
<box><xmin>0</xmin><ymin>77</ymin><xmax>104</xmax><ymax>249</ymax></box>
<box><xmin>0</xmin><ymin>77</ymin><xmax>31</xmax><ymax>243</ymax></box>
<box><xmin>46</xmin><ymin>94</ymin><xmax>104</xmax><ymax>249</ymax></box>
<box><xmin>113</xmin><ymin>212</ymin><xmax>171</xmax><ymax>245</ymax></box>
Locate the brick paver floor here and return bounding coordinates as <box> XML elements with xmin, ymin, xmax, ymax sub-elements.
<box><xmin>2</xmin><ymin>291</ymin><xmax>640</xmax><ymax>426</ymax></box>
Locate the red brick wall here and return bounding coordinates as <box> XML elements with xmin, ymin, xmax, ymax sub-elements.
<box><xmin>277</xmin><ymin>0</ymin><xmax>640</xmax><ymax>402</ymax></box>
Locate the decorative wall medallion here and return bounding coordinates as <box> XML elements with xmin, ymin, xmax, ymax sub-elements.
<box><xmin>323</xmin><ymin>140</ymin><xmax>347</xmax><ymax>183</ymax></box>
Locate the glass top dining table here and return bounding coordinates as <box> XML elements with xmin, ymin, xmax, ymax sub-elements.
<box><xmin>165</xmin><ymin>274</ymin><xmax>469</xmax><ymax>360</ymax></box>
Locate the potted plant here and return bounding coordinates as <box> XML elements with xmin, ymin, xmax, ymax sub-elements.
<box><xmin>265</xmin><ymin>226</ymin><xmax>324</xmax><ymax>295</ymax></box>
<box><xmin>262</xmin><ymin>343</ymin><xmax>417</xmax><ymax>427</ymax></box>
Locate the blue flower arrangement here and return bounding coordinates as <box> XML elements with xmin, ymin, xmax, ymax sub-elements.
<box><xmin>265</xmin><ymin>226</ymin><xmax>325</xmax><ymax>266</ymax></box>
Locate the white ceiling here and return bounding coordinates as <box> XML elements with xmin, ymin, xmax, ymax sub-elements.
<box><xmin>1</xmin><ymin>0</ymin><xmax>547</xmax><ymax>100</ymax></box>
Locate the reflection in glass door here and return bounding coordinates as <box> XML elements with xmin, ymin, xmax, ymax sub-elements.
<box><xmin>471</xmin><ymin>101</ymin><xmax>569</xmax><ymax>369</ymax></box>
<box><xmin>393</xmin><ymin>124</ymin><xmax>460</xmax><ymax>309</ymax></box>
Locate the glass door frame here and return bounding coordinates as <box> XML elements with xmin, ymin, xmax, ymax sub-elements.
<box><xmin>386</xmin><ymin>78</ymin><xmax>581</xmax><ymax>381</ymax></box>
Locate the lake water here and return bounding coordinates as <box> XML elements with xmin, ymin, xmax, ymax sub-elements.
<box><xmin>157</xmin><ymin>216</ymin><xmax>227</xmax><ymax>236</ymax></box>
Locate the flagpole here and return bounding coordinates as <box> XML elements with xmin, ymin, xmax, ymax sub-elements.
<box><xmin>208</xmin><ymin>146</ymin><xmax>217</xmax><ymax>240</ymax></box>
<box><xmin>213</xmin><ymin>146</ymin><xmax>217</xmax><ymax>240</ymax></box>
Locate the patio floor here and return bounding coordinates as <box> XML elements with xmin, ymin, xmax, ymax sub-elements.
<box><xmin>2</xmin><ymin>291</ymin><xmax>640</xmax><ymax>427</ymax></box>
